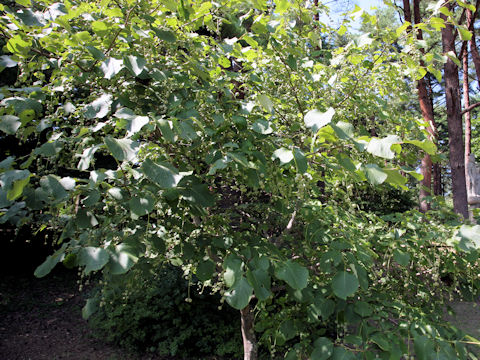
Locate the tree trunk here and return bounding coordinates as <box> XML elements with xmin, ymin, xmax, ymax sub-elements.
<box><xmin>413</xmin><ymin>0</ymin><xmax>435</xmax><ymax>212</ymax></box>
<box><xmin>463</xmin><ymin>41</ymin><xmax>472</xmax><ymax>195</ymax></box>
<box><xmin>467</xmin><ymin>6</ymin><xmax>480</xmax><ymax>82</ymax></box>
<box><xmin>240</xmin><ymin>305</ymin><xmax>257</xmax><ymax>360</ymax></box>
<box><xmin>441</xmin><ymin>9</ymin><xmax>469</xmax><ymax>218</ymax></box>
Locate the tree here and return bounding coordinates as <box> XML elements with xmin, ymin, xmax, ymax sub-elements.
<box><xmin>1</xmin><ymin>1</ymin><xmax>479</xmax><ymax>359</ymax></box>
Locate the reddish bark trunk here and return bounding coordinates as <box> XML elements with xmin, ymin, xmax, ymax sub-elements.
<box><xmin>414</xmin><ymin>0</ymin><xmax>436</xmax><ymax>212</ymax></box>
<box><xmin>240</xmin><ymin>305</ymin><xmax>257</xmax><ymax>360</ymax></box>
<box><xmin>467</xmin><ymin>5</ymin><xmax>480</xmax><ymax>82</ymax></box>
<box><xmin>441</xmin><ymin>8</ymin><xmax>469</xmax><ymax>218</ymax></box>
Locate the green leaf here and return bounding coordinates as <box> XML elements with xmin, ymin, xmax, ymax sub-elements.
<box><xmin>78</xmin><ymin>247</ymin><xmax>109</xmax><ymax>274</ymax></box>
<box><xmin>7</xmin><ymin>175</ymin><xmax>31</xmax><ymax>201</ymax></box>
<box><xmin>305</xmin><ymin>108</ymin><xmax>335</xmax><ymax>132</ymax></box>
<box><xmin>84</xmin><ymin>94</ymin><xmax>113</xmax><ymax>119</ymax></box>
<box><xmin>354</xmin><ymin>301</ymin><xmax>373</xmax><ymax>317</ymax></box>
<box><xmin>40</xmin><ymin>175</ymin><xmax>68</xmax><ymax>201</ymax></box>
<box><xmin>272</xmin><ymin>148</ymin><xmax>294</xmax><ymax>164</ymax></box>
<box><xmin>311</xmin><ymin>337</ymin><xmax>334</xmax><ymax>360</ymax></box>
<box><xmin>393</xmin><ymin>249</ymin><xmax>410</xmax><ymax>266</ymax></box>
<box><xmin>225</xmin><ymin>276</ymin><xmax>253</xmax><ymax>310</ymax></box>
<box><xmin>197</xmin><ymin>259</ymin><xmax>216</xmax><ymax>281</ymax></box>
<box><xmin>405</xmin><ymin>139</ymin><xmax>436</xmax><ymax>155</ymax></box>
<box><xmin>293</xmin><ymin>148</ymin><xmax>307</xmax><ymax>174</ymax></box>
<box><xmin>0</xmin><ymin>115</ymin><xmax>21</xmax><ymax>135</ymax></box>
<box><xmin>257</xmin><ymin>94</ymin><xmax>274</xmax><ymax>113</ymax></box>
<box><xmin>414</xmin><ymin>335</ymin><xmax>435</xmax><ymax>360</ymax></box>
<box><xmin>223</xmin><ymin>255</ymin><xmax>243</xmax><ymax>287</ymax></box>
<box><xmin>104</xmin><ymin>136</ymin><xmax>139</xmax><ymax>162</ymax></box>
<box><xmin>0</xmin><ymin>55</ymin><xmax>17</xmax><ymax>68</ymax></box>
<box><xmin>34</xmin><ymin>141</ymin><xmax>63</xmax><ymax>157</ymax></box>
<box><xmin>76</xmin><ymin>209</ymin><xmax>99</xmax><ymax>228</ymax></box>
<box><xmin>86</xmin><ymin>46</ymin><xmax>105</xmax><ymax>60</ymax></box>
<box><xmin>34</xmin><ymin>248</ymin><xmax>65</xmax><ymax>278</ymax></box>
<box><xmin>331</xmin><ymin>121</ymin><xmax>354</xmax><ymax>140</ymax></box>
<box><xmin>153</xmin><ymin>28</ymin><xmax>177</xmax><ymax>42</ymax></box>
<box><xmin>246</xmin><ymin>268</ymin><xmax>271</xmax><ymax>301</ymax></box>
<box><xmin>332</xmin><ymin>347</ymin><xmax>355</xmax><ymax>360</ymax></box>
<box><xmin>141</xmin><ymin>159</ymin><xmax>183</xmax><ymax>188</ymax></box>
<box><xmin>252</xmin><ymin>119</ymin><xmax>273</xmax><ymax>134</ymax></box>
<box><xmin>363</xmin><ymin>164</ymin><xmax>387</xmax><ymax>185</ymax></box>
<box><xmin>115</xmin><ymin>108</ymin><xmax>149</xmax><ymax>137</ymax></box>
<box><xmin>100</xmin><ymin>58</ymin><xmax>124</xmax><ymax>79</ymax></box>
<box><xmin>129</xmin><ymin>194</ymin><xmax>155</xmax><ymax>216</ymax></box>
<box><xmin>124</xmin><ymin>55</ymin><xmax>147</xmax><ymax>76</ymax></box>
<box><xmin>77</xmin><ymin>145</ymin><xmax>100</xmax><ymax>171</ymax></box>
<box><xmin>331</xmin><ymin>271</ymin><xmax>359</xmax><ymax>300</ymax></box>
<box><xmin>82</xmin><ymin>297</ymin><xmax>99</xmax><ymax>320</ymax></box>
<box><xmin>108</xmin><ymin>243</ymin><xmax>138</xmax><ymax>275</ymax></box>
<box><xmin>366</xmin><ymin>135</ymin><xmax>400</xmax><ymax>159</ymax></box>
<box><xmin>181</xmin><ymin>184</ymin><xmax>215</xmax><ymax>207</ymax></box>
<box><xmin>455</xmin><ymin>225</ymin><xmax>480</xmax><ymax>252</ymax></box>
<box><xmin>458</xmin><ymin>25</ymin><xmax>472</xmax><ymax>41</ymax></box>
<box><xmin>275</xmin><ymin>260</ymin><xmax>309</xmax><ymax>290</ymax></box>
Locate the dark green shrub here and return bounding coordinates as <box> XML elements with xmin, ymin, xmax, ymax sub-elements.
<box><xmin>89</xmin><ymin>259</ymin><xmax>242</xmax><ymax>358</ymax></box>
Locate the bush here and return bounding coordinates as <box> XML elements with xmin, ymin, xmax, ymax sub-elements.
<box><xmin>88</xmin><ymin>259</ymin><xmax>243</xmax><ymax>358</ymax></box>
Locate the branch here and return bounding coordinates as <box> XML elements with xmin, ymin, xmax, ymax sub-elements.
<box><xmin>461</xmin><ymin>101</ymin><xmax>480</xmax><ymax>115</ymax></box>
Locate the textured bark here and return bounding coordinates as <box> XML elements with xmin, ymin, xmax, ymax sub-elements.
<box><xmin>414</xmin><ymin>0</ymin><xmax>435</xmax><ymax>212</ymax></box>
<box><xmin>468</xmin><ymin>5</ymin><xmax>480</xmax><ymax>82</ymax></box>
<box><xmin>441</xmin><ymin>9</ymin><xmax>469</xmax><ymax>218</ymax></box>
<box><xmin>240</xmin><ymin>305</ymin><xmax>257</xmax><ymax>360</ymax></box>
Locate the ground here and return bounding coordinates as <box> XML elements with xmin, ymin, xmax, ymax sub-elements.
<box><xmin>0</xmin><ymin>268</ymin><xmax>479</xmax><ymax>359</ymax></box>
<box><xmin>0</xmin><ymin>269</ymin><xmax>162</xmax><ymax>360</ymax></box>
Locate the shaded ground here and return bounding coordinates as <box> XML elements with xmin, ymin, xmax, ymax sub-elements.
<box><xmin>445</xmin><ymin>301</ymin><xmax>480</xmax><ymax>356</ymax></box>
<box><xmin>0</xmin><ymin>269</ymin><xmax>159</xmax><ymax>360</ymax></box>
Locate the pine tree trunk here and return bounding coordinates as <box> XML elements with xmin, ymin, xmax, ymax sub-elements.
<box><xmin>441</xmin><ymin>8</ymin><xmax>469</xmax><ymax>218</ymax></box>
<box><xmin>240</xmin><ymin>305</ymin><xmax>257</xmax><ymax>360</ymax></box>
<box><xmin>463</xmin><ymin>42</ymin><xmax>472</xmax><ymax>197</ymax></box>
<box><xmin>413</xmin><ymin>0</ymin><xmax>435</xmax><ymax>212</ymax></box>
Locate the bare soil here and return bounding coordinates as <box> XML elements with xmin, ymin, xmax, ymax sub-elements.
<box><xmin>0</xmin><ymin>269</ymin><xmax>159</xmax><ymax>360</ymax></box>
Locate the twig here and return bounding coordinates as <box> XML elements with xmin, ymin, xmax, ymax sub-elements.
<box><xmin>461</xmin><ymin>101</ymin><xmax>480</xmax><ymax>115</ymax></box>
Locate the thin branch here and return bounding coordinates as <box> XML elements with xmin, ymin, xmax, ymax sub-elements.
<box><xmin>461</xmin><ymin>101</ymin><xmax>480</xmax><ymax>115</ymax></box>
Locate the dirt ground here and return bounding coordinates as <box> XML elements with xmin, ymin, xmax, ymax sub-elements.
<box><xmin>1</xmin><ymin>269</ymin><xmax>479</xmax><ymax>359</ymax></box>
<box><xmin>0</xmin><ymin>269</ymin><xmax>160</xmax><ymax>360</ymax></box>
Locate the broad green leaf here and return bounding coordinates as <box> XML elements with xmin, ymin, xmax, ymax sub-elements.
<box><xmin>153</xmin><ymin>28</ymin><xmax>177</xmax><ymax>42</ymax></box>
<box><xmin>331</xmin><ymin>121</ymin><xmax>354</xmax><ymax>140</ymax></box>
<box><xmin>129</xmin><ymin>194</ymin><xmax>155</xmax><ymax>216</ymax></box>
<box><xmin>354</xmin><ymin>301</ymin><xmax>373</xmax><ymax>317</ymax></box>
<box><xmin>100</xmin><ymin>58</ymin><xmax>124</xmax><ymax>79</ymax></box>
<box><xmin>246</xmin><ymin>268</ymin><xmax>271</xmax><ymax>301</ymax></box>
<box><xmin>16</xmin><ymin>9</ymin><xmax>44</xmax><ymax>27</ymax></box>
<box><xmin>208</xmin><ymin>156</ymin><xmax>229</xmax><ymax>175</ymax></box>
<box><xmin>414</xmin><ymin>335</ymin><xmax>435</xmax><ymax>360</ymax></box>
<box><xmin>405</xmin><ymin>140</ymin><xmax>436</xmax><ymax>155</ymax></box>
<box><xmin>275</xmin><ymin>260</ymin><xmax>309</xmax><ymax>290</ymax></box>
<box><xmin>225</xmin><ymin>276</ymin><xmax>253</xmax><ymax>310</ymax></box>
<box><xmin>7</xmin><ymin>175</ymin><xmax>31</xmax><ymax>201</ymax></box>
<box><xmin>77</xmin><ymin>145</ymin><xmax>100</xmax><ymax>171</ymax></box>
<box><xmin>458</xmin><ymin>25</ymin><xmax>472</xmax><ymax>41</ymax></box>
<box><xmin>305</xmin><ymin>108</ymin><xmax>335</xmax><ymax>132</ymax></box>
<box><xmin>141</xmin><ymin>159</ymin><xmax>183</xmax><ymax>188</ymax></box>
<box><xmin>366</xmin><ymin>135</ymin><xmax>400</xmax><ymax>159</ymax></box>
<box><xmin>108</xmin><ymin>243</ymin><xmax>139</xmax><ymax>275</ymax></box>
<box><xmin>384</xmin><ymin>168</ymin><xmax>408</xmax><ymax>188</ymax></box>
<box><xmin>311</xmin><ymin>337</ymin><xmax>333</xmax><ymax>360</ymax></box>
<box><xmin>84</xmin><ymin>94</ymin><xmax>113</xmax><ymax>119</ymax></box>
<box><xmin>445</xmin><ymin>51</ymin><xmax>460</xmax><ymax>66</ymax></box>
<box><xmin>40</xmin><ymin>175</ymin><xmax>68</xmax><ymax>200</ymax></box>
<box><xmin>293</xmin><ymin>148</ymin><xmax>307</xmax><ymax>174</ymax></box>
<box><xmin>223</xmin><ymin>255</ymin><xmax>243</xmax><ymax>287</ymax></box>
<box><xmin>34</xmin><ymin>248</ymin><xmax>65</xmax><ymax>278</ymax></box>
<box><xmin>86</xmin><ymin>45</ymin><xmax>105</xmax><ymax>60</ymax></box>
<box><xmin>78</xmin><ymin>247</ymin><xmax>109</xmax><ymax>274</ymax></box>
<box><xmin>272</xmin><ymin>148</ymin><xmax>294</xmax><ymax>164</ymax></box>
<box><xmin>331</xmin><ymin>271</ymin><xmax>359</xmax><ymax>300</ymax></box>
<box><xmin>0</xmin><ymin>55</ymin><xmax>17</xmax><ymax>68</ymax></box>
<box><xmin>104</xmin><ymin>136</ymin><xmax>139</xmax><ymax>162</ymax></box>
<box><xmin>393</xmin><ymin>249</ymin><xmax>410</xmax><ymax>266</ymax></box>
<box><xmin>34</xmin><ymin>141</ymin><xmax>63</xmax><ymax>157</ymax></box>
<box><xmin>257</xmin><ymin>94</ymin><xmax>274</xmax><ymax>113</ymax></box>
<box><xmin>181</xmin><ymin>184</ymin><xmax>215</xmax><ymax>207</ymax></box>
<box><xmin>197</xmin><ymin>259</ymin><xmax>216</xmax><ymax>281</ymax></box>
<box><xmin>124</xmin><ymin>55</ymin><xmax>147</xmax><ymax>76</ymax></box>
<box><xmin>363</xmin><ymin>164</ymin><xmax>387</xmax><ymax>185</ymax></box>
<box><xmin>115</xmin><ymin>108</ymin><xmax>149</xmax><ymax>137</ymax></box>
<box><xmin>371</xmin><ymin>333</ymin><xmax>391</xmax><ymax>351</ymax></box>
<box><xmin>82</xmin><ymin>297</ymin><xmax>99</xmax><ymax>320</ymax></box>
<box><xmin>252</xmin><ymin>119</ymin><xmax>273</xmax><ymax>134</ymax></box>
<box><xmin>455</xmin><ymin>225</ymin><xmax>480</xmax><ymax>252</ymax></box>
<box><xmin>0</xmin><ymin>115</ymin><xmax>21</xmax><ymax>135</ymax></box>
<box><xmin>275</xmin><ymin>0</ymin><xmax>291</xmax><ymax>14</ymax></box>
<box><xmin>332</xmin><ymin>347</ymin><xmax>356</xmax><ymax>360</ymax></box>
<box><xmin>76</xmin><ymin>209</ymin><xmax>99</xmax><ymax>228</ymax></box>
